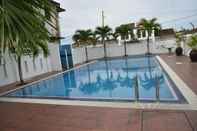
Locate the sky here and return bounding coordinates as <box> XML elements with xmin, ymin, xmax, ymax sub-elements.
<box><xmin>55</xmin><ymin>0</ymin><xmax>197</xmax><ymax>44</ymax></box>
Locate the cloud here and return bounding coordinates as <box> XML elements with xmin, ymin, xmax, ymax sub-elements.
<box><xmin>56</xmin><ymin>0</ymin><xmax>197</xmax><ymax>38</ymax></box>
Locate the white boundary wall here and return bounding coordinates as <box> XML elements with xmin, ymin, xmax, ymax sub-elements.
<box><xmin>72</xmin><ymin>38</ymin><xmax>176</xmax><ymax>65</ymax></box>
<box><xmin>0</xmin><ymin>43</ymin><xmax>62</xmax><ymax>87</ymax></box>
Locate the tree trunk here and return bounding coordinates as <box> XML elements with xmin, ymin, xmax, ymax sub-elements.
<box><xmin>87</xmin><ymin>65</ymin><xmax>91</xmax><ymax>84</ymax></box>
<box><xmin>104</xmin><ymin>41</ymin><xmax>107</xmax><ymax>58</ymax></box>
<box><xmin>147</xmin><ymin>55</ymin><xmax>153</xmax><ymax>79</ymax></box>
<box><xmin>124</xmin><ymin>40</ymin><xmax>127</xmax><ymax>56</ymax></box>
<box><xmin>85</xmin><ymin>46</ymin><xmax>88</xmax><ymax>63</ymax></box>
<box><xmin>147</xmin><ymin>35</ymin><xmax>150</xmax><ymax>54</ymax></box>
<box><xmin>17</xmin><ymin>56</ymin><xmax>24</xmax><ymax>84</ymax></box>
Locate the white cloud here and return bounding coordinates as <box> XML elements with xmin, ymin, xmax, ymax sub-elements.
<box><xmin>56</xmin><ymin>0</ymin><xmax>197</xmax><ymax>38</ymax></box>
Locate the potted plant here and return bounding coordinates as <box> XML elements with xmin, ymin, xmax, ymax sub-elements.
<box><xmin>175</xmin><ymin>33</ymin><xmax>183</xmax><ymax>56</ymax></box>
<box><xmin>187</xmin><ymin>35</ymin><xmax>197</xmax><ymax>62</ymax></box>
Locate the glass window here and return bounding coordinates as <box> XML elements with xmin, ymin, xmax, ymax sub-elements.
<box><xmin>142</xmin><ymin>30</ymin><xmax>146</xmax><ymax>37</ymax></box>
<box><xmin>137</xmin><ymin>30</ymin><xmax>141</xmax><ymax>38</ymax></box>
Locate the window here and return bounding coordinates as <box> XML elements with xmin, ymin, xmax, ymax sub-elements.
<box><xmin>142</xmin><ymin>30</ymin><xmax>146</xmax><ymax>37</ymax></box>
<box><xmin>24</xmin><ymin>61</ymin><xmax>29</xmax><ymax>72</ymax></box>
<box><xmin>137</xmin><ymin>30</ymin><xmax>141</xmax><ymax>38</ymax></box>
<box><xmin>40</xmin><ymin>59</ymin><xmax>43</xmax><ymax>70</ymax></box>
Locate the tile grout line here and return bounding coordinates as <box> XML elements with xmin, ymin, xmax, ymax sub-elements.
<box><xmin>141</xmin><ymin>111</ymin><xmax>144</xmax><ymax>131</ymax></box>
<box><xmin>183</xmin><ymin>112</ymin><xmax>195</xmax><ymax>131</ymax></box>
<box><xmin>156</xmin><ymin>56</ymin><xmax>197</xmax><ymax>105</ymax></box>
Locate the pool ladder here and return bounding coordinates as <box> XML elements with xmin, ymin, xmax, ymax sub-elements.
<box><xmin>155</xmin><ymin>75</ymin><xmax>160</xmax><ymax>102</ymax></box>
<box><xmin>134</xmin><ymin>75</ymin><xmax>160</xmax><ymax>102</ymax></box>
<box><xmin>134</xmin><ymin>75</ymin><xmax>139</xmax><ymax>102</ymax></box>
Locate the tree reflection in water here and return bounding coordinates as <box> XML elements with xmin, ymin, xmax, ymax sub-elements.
<box><xmin>139</xmin><ymin>56</ymin><xmax>164</xmax><ymax>90</ymax></box>
<box><xmin>78</xmin><ymin>58</ymin><xmax>136</xmax><ymax>96</ymax></box>
<box><xmin>139</xmin><ymin>72</ymin><xmax>164</xmax><ymax>90</ymax></box>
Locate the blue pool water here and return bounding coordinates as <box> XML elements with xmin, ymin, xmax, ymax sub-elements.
<box><xmin>5</xmin><ymin>56</ymin><xmax>182</xmax><ymax>102</ymax></box>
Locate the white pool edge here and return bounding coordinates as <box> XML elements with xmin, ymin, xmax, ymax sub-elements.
<box><xmin>156</xmin><ymin>56</ymin><xmax>197</xmax><ymax>105</ymax></box>
<box><xmin>0</xmin><ymin>97</ymin><xmax>196</xmax><ymax>111</ymax></box>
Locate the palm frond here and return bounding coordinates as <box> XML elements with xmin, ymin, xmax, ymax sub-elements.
<box><xmin>0</xmin><ymin>0</ymin><xmax>55</xmax><ymax>58</ymax></box>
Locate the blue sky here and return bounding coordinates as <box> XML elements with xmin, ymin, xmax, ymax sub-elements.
<box><xmin>56</xmin><ymin>0</ymin><xmax>197</xmax><ymax>44</ymax></box>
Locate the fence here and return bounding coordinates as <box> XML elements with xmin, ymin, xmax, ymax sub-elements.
<box><xmin>72</xmin><ymin>38</ymin><xmax>176</xmax><ymax>65</ymax></box>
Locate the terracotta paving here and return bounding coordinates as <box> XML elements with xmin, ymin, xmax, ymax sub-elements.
<box><xmin>143</xmin><ymin>111</ymin><xmax>193</xmax><ymax>131</ymax></box>
<box><xmin>160</xmin><ymin>54</ymin><xmax>197</xmax><ymax>94</ymax></box>
<box><xmin>1</xmin><ymin>102</ymin><xmax>197</xmax><ymax>131</ymax></box>
<box><xmin>0</xmin><ymin>102</ymin><xmax>142</xmax><ymax>131</ymax></box>
<box><xmin>0</xmin><ymin>54</ymin><xmax>197</xmax><ymax>131</ymax></box>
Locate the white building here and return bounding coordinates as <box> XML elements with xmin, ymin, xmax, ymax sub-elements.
<box><xmin>180</xmin><ymin>28</ymin><xmax>197</xmax><ymax>56</ymax></box>
<box><xmin>117</xmin><ymin>23</ymin><xmax>157</xmax><ymax>44</ymax></box>
<box><xmin>0</xmin><ymin>1</ymin><xmax>65</xmax><ymax>87</ymax></box>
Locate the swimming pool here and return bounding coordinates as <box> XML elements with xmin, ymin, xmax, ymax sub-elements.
<box><xmin>3</xmin><ymin>56</ymin><xmax>185</xmax><ymax>103</ymax></box>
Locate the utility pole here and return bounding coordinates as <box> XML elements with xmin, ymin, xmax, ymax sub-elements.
<box><xmin>190</xmin><ymin>22</ymin><xmax>195</xmax><ymax>30</ymax></box>
<box><xmin>102</xmin><ymin>10</ymin><xmax>105</xmax><ymax>27</ymax></box>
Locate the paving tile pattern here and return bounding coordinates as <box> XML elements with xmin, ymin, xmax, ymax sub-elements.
<box><xmin>160</xmin><ymin>55</ymin><xmax>197</xmax><ymax>95</ymax></box>
<box><xmin>1</xmin><ymin>102</ymin><xmax>197</xmax><ymax>131</ymax></box>
<box><xmin>0</xmin><ymin>54</ymin><xmax>197</xmax><ymax>131</ymax></box>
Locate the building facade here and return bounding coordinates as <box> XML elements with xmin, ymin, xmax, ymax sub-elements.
<box><xmin>0</xmin><ymin>1</ymin><xmax>65</xmax><ymax>87</ymax></box>
<box><xmin>117</xmin><ymin>23</ymin><xmax>157</xmax><ymax>44</ymax></box>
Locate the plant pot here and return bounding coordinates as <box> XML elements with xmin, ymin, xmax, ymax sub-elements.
<box><xmin>175</xmin><ymin>47</ymin><xmax>183</xmax><ymax>56</ymax></box>
<box><xmin>189</xmin><ymin>50</ymin><xmax>197</xmax><ymax>62</ymax></box>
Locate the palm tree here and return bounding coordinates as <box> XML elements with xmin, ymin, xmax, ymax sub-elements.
<box><xmin>72</xmin><ymin>34</ymin><xmax>80</xmax><ymax>47</ymax></box>
<box><xmin>111</xmin><ymin>32</ymin><xmax>119</xmax><ymax>42</ymax></box>
<box><xmin>73</xmin><ymin>29</ymin><xmax>93</xmax><ymax>62</ymax></box>
<box><xmin>115</xmin><ymin>24</ymin><xmax>131</xmax><ymax>56</ymax></box>
<box><xmin>0</xmin><ymin>0</ymin><xmax>54</xmax><ymax>84</ymax></box>
<box><xmin>138</xmin><ymin>18</ymin><xmax>161</xmax><ymax>54</ymax></box>
<box><xmin>95</xmin><ymin>26</ymin><xmax>112</xmax><ymax>58</ymax></box>
<box><xmin>90</xmin><ymin>32</ymin><xmax>99</xmax><ymax>46</ymax></box>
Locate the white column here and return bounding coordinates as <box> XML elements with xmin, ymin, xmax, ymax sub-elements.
<box><xmin>140</xmin><ymin>31</ymin><xmax>143</xmax><ymax>39</ymax></box>
<box><xmin>65</xmin><ymin>49</ymin><xmax>70</xmax><ymax>69</ymax></box>
<box><xmin>128</xmin><ymin>34</ymin><xmax>131</xmax><ymax>41</ymax></box>
<box><xmin>146</xmin><ymin>31</ymin><xmax>148</xmax><ymax>39</ymax></box>
<box><xmin>152</xmin><ymin>30</ymin><xmax>156</xmax><ymax>43</ymax></box>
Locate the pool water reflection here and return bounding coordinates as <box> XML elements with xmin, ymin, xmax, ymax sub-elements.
<box><xmin>5</xmin><ymin>56</ymin><xmax>180</xmax><ymax>102</ymax></box>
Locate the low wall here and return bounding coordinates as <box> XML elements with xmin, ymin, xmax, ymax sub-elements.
<box><xmin>72</xmin><ymin>38</ymin><xmax>176</xmax><ymax>65</ymax></box>
<box><xmin>0</xmin><ymin>43</ymin><xmax>62</xmax><ymax>87</ymax></box>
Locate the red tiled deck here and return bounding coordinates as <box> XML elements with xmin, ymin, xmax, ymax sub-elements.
<box><xmin>0</xmin><ymin>54</ymin><xmax>197</xmax><ymax>131</ymax></box>
<box><xmin>1</xmin><ymin>102</ymin><xmax>197</xmax><ymax>131</ymax></box>
<box><xmin>160</xmin><ymin>54</ymin><xmax>197</xmax><ymax>94</ymax></box>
